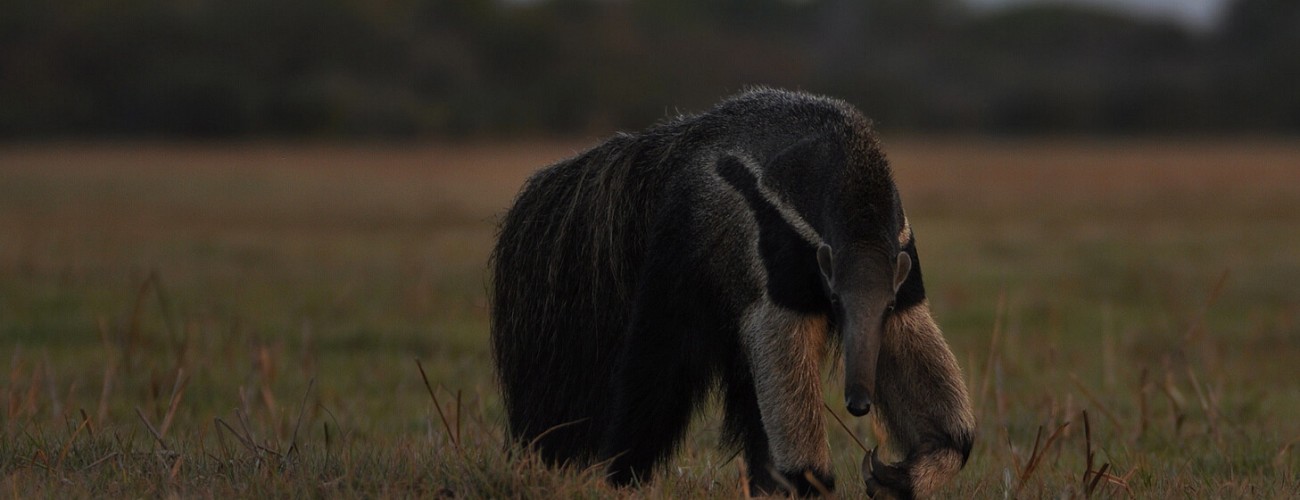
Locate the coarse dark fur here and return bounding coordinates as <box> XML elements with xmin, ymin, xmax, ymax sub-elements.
<box><xmin>490</xmin><ymin>88</ymin><xmax>974</xmax><ymax>497</ymax></box>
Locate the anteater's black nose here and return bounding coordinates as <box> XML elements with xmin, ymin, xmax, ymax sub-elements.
<box><xmin>846</xmin><ymin>395</ymin><xmax>872</xmax><ymax>417</ymax></box>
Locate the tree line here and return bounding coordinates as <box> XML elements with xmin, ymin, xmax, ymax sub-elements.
<box><xmin>1</xmin><ymin>0</ymin><xmax>1296</xmax><ymax>138</ymax></box>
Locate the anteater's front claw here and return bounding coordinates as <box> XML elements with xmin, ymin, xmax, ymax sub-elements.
<box><xmin>862</xmin><ymin>448</ymin><xmax>914</xmax><ymax>500</ymax></box>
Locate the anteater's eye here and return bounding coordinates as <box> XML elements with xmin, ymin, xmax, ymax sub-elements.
<box><xmin>885</xmin><ymin>302</ymin><xmax>896</xmax><ymax>314</ymax></box>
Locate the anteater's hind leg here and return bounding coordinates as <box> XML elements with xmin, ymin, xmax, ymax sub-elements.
<box><xmin>598</xmin><ymin>270</ymin><xmax>722</xmax><ymax>486</ymax></box>
<box><xmin>598</xmin><ymin>331</ymin><xmax>717</xmax><ymax>484</ymax></box>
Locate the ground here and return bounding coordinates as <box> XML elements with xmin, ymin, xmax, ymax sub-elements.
<box><xmin>1</xmin><ymin>138</ymin><xmax>1297</xmax><ymax>497</ymax></box>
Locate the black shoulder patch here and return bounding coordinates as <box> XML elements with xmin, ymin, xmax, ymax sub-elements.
<box><xmin>715</xmin><ymin>157</ymin><xmax>827</xmax><ymax>314</ymax></box>
<box><xmin>895</xmin><ymin>234</ymin><xmax>927</xmax><ymax>310</ymax></box>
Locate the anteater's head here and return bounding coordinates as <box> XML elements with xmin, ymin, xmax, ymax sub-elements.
<box><xmin>817</xmin><ymin>220</ymin><xmax>975</xmax><ymax>499</ymax></box>
<box><xmin>815</xmin><ymin>241</ymin><xmax>909</xmax><ymax>418</ymax></box>
<box><xmin>766</xmin><ymin>119</ymin><xmax>974</xmax><ymax>497</ymax></box>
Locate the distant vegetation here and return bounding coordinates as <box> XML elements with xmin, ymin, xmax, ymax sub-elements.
<box><xmin>1</xmin><ymin>0</ymin><xmax>1297</xmax><ymax>137</ymax></box>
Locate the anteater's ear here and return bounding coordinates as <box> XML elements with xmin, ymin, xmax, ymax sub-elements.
<box><xmin>893</xmin><ymin>251</ymin><xmax>912</xmax><ymax>294</ymax></box>
<box><xmin>817</xmin><ymin>243</ymin><xmax>835</xmax><ymax>288</ymax></box>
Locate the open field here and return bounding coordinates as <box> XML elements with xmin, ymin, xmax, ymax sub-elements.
<box><xmin>2</xmin><ymin>138</ymin><xmax>1298</xmax><ymax>497</ymax></box>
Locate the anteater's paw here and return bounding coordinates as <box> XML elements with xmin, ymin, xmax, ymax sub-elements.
<box><xmin>863</xmin><ymin>448</ymin><xmax>914</xmax><ymax>500</ymax></box>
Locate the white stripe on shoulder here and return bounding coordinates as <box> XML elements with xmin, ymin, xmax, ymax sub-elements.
<box><xmin>727</xmin><ymin>152</ymin><xmax>822</xmax><ymax>245</ymax></box>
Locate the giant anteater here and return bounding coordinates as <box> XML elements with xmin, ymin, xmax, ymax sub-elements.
<box><xmin>491</xmin><ymin>88</ymin><xmax>974</xmax><ymax>497</ymax></box>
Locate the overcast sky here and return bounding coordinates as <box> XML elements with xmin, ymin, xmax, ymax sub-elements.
<box><xmin>963</xmin><ymin>0</ymin><xmax>1235</xmax><ymax>30</ymax></box>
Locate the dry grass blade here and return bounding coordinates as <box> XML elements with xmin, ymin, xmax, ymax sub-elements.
<box><xmin>1081</xmin><ymin>407</ymin><xmax>1131</xmax><ymax>498</ymax></box>
<box><xmin>1006</xmin><ymin>433</ymin><xmax>1024</xmax><ymax>476</ymax></box>
<box><xmin>977</xmin><ymin>289</ymin><xmax>1007</xmax><ymax>414</ymax></box>
<box><xmin>79</xmin><ymin>408</ymin><xmax>95</xmax><ymax>438</ymax></box>
<box><xmin>823</xmin><ymin>402</ymin><xmax>869</xmax><ymax>453</ymax></box>
<box><xmin>1275</xmin><ymin>439</ymin><xmax>1298</xmax><ymax>471</ymax></box>
<box><xmin>168</xmin><ymin>453</ymin><xmax>185</xmax><ymax>481</ymax></box>
<box><xmin>1014</xmin><ymin>422</ymin><xmax>1070</xmax><ymax>496</ymax></box>
<box><xmin>527</xmin><ymin>418</ymin><xmax>589</xmax><ymax>452</ymax></box>
<box><xmin>288</xmin><ymin>378</ymin><xmax>316</xmax><ymax>458</ymax></box>
<box><xmin>737</xmin><ymin>458</ymin><xmax>751</xmax><ymax>498</ymax></box>
<box><xmin>1101</xmin><ymin>468</ymin><xmax>1135</xmax><ymax>496</ymax></box>
<box><xmin>95</xmin><ymin>317</ymin><xmax>117</xmax><ymax>423</ymax></box>
<box><xmin>55</xmin><ymin>414</ymin><xmax>92</xmax><ymax>469</ymax></box>
<box><xmin>1016</xmin><ymin>426</ymin><xmax>1042</xmax><ymax>486</ymax></box>
<box><xmin>582</xmin><ymin>449</ymin><xmax>620</xmax><ymax>477</ymax></box>
<box><xmin>76</xmin><ymin>452</ymin><xmax>120</xmax><ymax>474</ymax></box>
<box><xmin>1085</xmin><ymin>462</ymin><xmax>1110</xmax><ymax>496</ymax></box>
<box><xmin>1159</xmin><ymin>368</ymin><xmax>1188</xmax><ymax>435</ymax></box>
<box><xmin>1185</xmin><ymin>366</ymin><xmax>1221</xmax><ymax>439</ymax></box>
<box><xmin>215</xmin><ymin>417</ymin><xmax>257</xmax><ymax>455</ymax></box>
<box><xmin>804</xmin><ymin>470</ymin><xmax>834</xmax><ymax>498</ymax></box>
<box><xmin>415</xmin><ymin>358</ymin><xmax>459</xmax><ymax>452</ymax></box>
<box><xmin>124</xmin><ymin>274</ymin><xmax>157</xmax><ymax>368</ymax></box>
<box><xmin>235</xmin><ymin>407</ymin><xmax>260</xmax><ymax>453</ymax></box>
<box><xmin>1082</xmin><ymin>410</ymin><xmax>1094</xmax><ymax>488</ymax></box>
<box><xmin>26</xmin><ymin>450</ymin><xmax>53</xmax><ymax>472</ymax></box>
<box><xmin>159</xmin><ymin>368</ymin><xmax>188</xmax><ymax>439</ymax></box>
<box><xmin>135</xmin><ymin>406</ymin><xmax>169</xmax><ymax>451</ymax></box>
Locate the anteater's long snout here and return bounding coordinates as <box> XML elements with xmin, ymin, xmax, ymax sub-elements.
<box><xmin>841</xmin><ymin>293</ymin><xmax>890</xmax><ymax>419</ymax></box>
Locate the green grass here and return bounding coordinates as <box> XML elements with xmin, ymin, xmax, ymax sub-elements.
<box><xmin>2</xmin><ymin>139</ymin><xmax>1298</xmax><ymax>498</ymax></box>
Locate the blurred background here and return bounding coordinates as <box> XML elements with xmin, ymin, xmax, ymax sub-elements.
<box><xmin>2</xmin><ymin>0</ymin><xmax>1298</xmax><ymax>138</ymax></box>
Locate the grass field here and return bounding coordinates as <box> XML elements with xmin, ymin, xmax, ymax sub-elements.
<box><xmin>2</xmin><ymin>138</ymin><xmax>1298</xmax><ymax>498</ymax></box>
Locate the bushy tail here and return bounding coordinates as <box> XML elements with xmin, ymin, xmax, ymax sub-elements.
<box><xmin>490</xmin><ymin>136</ymin><xmax>665</xmax><ymax>465</ymax></box>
